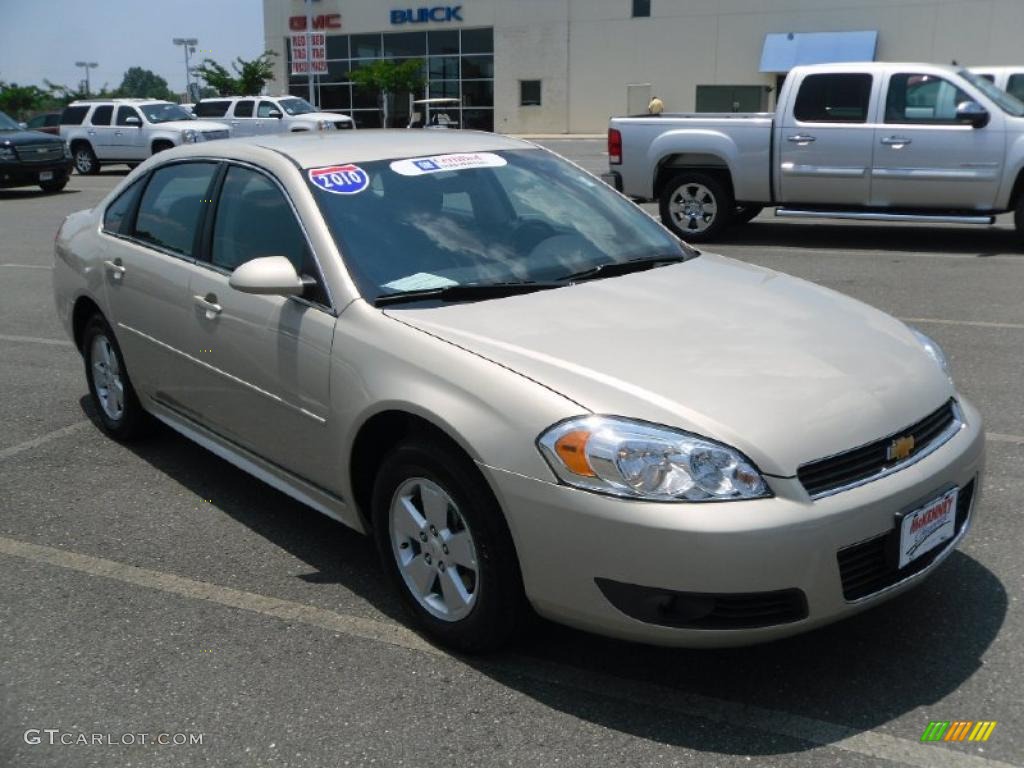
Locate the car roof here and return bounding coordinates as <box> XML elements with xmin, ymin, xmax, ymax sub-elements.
<box><xmin>970</xmin><ymin>65</ymin><xmax>1023</xmax><ymax>74</ymax></box>
<box><xmin>789</xmin><ymin>61</ymin><xmax>962</xmax><ymax>77</ymax></box>
<box><xmin>68</xmin><ymin>99</ymin><xmax>174</xmax><ymax>106</ymax></box>
<box><xmin>170</xmin><ymin>129</ymin><xmax>535</xmax><ymax>167</ymax></box>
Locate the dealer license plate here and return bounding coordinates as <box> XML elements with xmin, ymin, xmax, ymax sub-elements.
<box><xmin>39</xmin><ymin>171</ymin><xmax>54</xmax><ymax>181</ymax></box>
<box><xmin>898</xmin><ymin>487</ymin><xmax>958</xmax><ymax>569</ymax></box>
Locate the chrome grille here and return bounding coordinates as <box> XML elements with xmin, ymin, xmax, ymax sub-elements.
<box><xmin>15</xmin><ymin>143</ymin><xmax>64</xmax><ymax>163</ymax></box>
<box><xmin>798</xmin><ymin>400</ymin><xmax>960</xmax><ymax>498</ymax></box>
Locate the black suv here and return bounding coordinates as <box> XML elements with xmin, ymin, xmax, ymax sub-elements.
<box><xmin>0</xmin><ymin>110</ymin><xmax>73</xmax><ymax>193</ymax></box>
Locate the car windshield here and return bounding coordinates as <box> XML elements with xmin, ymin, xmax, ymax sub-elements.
<box><xmin>0</xmin><ymin>111</ymin><xmax>21</xmax><ymax>130</ymax></box>
<box><xmin>279</xmin><ymin>97</ymin><xmax>316</xmax><ymax>115</ymax></box>
<box><xmin>959</xmin><ymin>69</ymin><xmax>1024</xmax><ymax>116</ymax></box>
<box><xmin>308</xmin><ymin>148</ymin><xmax>695</xmax><ymax>304</ymax></box>
<box><xmin>140</xmin><ymin>103</ymin><xmax>194</xmax><ymax>123</ymax></box>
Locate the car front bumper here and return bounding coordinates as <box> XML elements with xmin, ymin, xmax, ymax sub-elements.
<box><xmin>0</xmin><ymin>160</ymin><xmax>73</xmax><ymax>189</ymax></box>
<box><xmin>481</xmin><ymin>397</ymin><xmax>985</xmax><ymax>647</ymax></box>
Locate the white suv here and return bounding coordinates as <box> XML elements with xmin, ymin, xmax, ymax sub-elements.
<box><xmin>192</xmin><ymin>95</ymin><xmax>354</xmax><ymax>136</ymax></box>
<box><xmin>59</xmin><ymin>99</ymin><xmax>231</xmax><ymax>175</ymax></box>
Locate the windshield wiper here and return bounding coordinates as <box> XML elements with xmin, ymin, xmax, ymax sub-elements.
<box><xmin>557</xmin><ymin>254</ymin><xmax>689</xmax><ymax>283</ymax></box>
<box><xmin>374</xmin><ymin>281</ymin><xmax>561</xmax><ymax>307</ymax></box>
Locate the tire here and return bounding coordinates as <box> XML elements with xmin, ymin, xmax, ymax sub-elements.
<box><xmin>39</xmin><ymin>179</ymin><xmax>68</xmax><ymax>193</ymax></box>
<box><xmin>151</xmin><ymin>141</ymin><xmax>173</xmax><ymax>155</ymax></box>
<box><xmin>72</xmin><ymin>144</ymin><xmax>99</xmax><ymax>175</ymax></box>
<box><xmin>733</xmin><ymin>204</ymin><xmax>764</xmax><ymax>225</ymax></box>
<box><xmin>372</xmin><ymin>436</ymin><xmax>527</xmax><ymax>653</ymax></box>
<box><xmin>659</xmin><ymin>172</ymin><xmax>733</xmax><ymax>243</ymax></box>
<box><xmin>82</xmin><ymin>315</ymin><xmax>150</xmax><ymax>441</ymax></box>
<box><xmin>126</xmin><ymin>163</ymin><xmax>140</xmax><ymax>170</ymax></box>
<box><xmin>1015</xmin><ymin>195</ymin><xmax>1024</xmax><ymax>247</ymax></box>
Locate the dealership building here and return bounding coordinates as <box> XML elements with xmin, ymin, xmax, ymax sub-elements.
<box><xmin>262</xmin><ymin>0</ymin><xmax>1024</xmax><ymax>133</ymax></box>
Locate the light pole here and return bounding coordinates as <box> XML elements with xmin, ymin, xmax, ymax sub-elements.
<box><xmin>172</xmin><ymin>38</ymin><xmax>199</xmax><ymax>98</ymax></box>
<box><xmin>74</xmin><ymin>61</ymin><xmax>98</xmax><ymax>96</ymax></box>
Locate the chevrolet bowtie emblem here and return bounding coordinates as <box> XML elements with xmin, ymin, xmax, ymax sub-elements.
<box><xmin>887</xmin><ymin>435</ymin><xmax>915</xmax><ymax>462</ymax></box>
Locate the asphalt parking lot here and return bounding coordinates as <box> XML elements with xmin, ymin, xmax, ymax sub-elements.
<box><xmin>1</xmin><ymin>139</ymin><xmax>1023</xmax><ymax>768</ymax></box>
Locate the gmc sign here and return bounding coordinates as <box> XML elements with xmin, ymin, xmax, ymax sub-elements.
<box><xmin>289</xmin><ymin>14</ymin><xmax>342</xmax><ymax>31</ymax></box>
<box><xmin>390</xmin><ymin>6</ymin><xmax>463</xmax><ymax>24</ymax></box>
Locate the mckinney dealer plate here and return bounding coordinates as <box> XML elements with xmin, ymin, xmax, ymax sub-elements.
<box><xmin>39</xmin><ymin>171</ymin><xmax>53</xmax><ymax>181</ymax></box>
<box><xmin>898</xmin><ymin>487</ymin><xmax>958</xmax><ymax>569</ymax></box>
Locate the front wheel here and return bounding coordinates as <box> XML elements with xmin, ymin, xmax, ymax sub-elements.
<box><xmin>372</xmin><ymin>436</ymin><xmax>527</xmax><ymax>653</ymax></box>
<box><xmin>659</xmin><ymin>172</ymin><xmax>733</xmax><ymax>243</ymax></box>
<box><xmin>40</xmin><ymin>178</ymin><xmax>68</xmax><ymax>193</ymax></box>
<box><xmin>1015</xmin><ymin>195</ymin><xmax>1024</xmax><ymax>248</ymax></box>
<box><xmin>82</xmin><ymin>315</ymin><xmax>150</xmax><ymax>441</ymax></box>
<box><xmin>73</xmin><ymin>144</ymin><xmax>99</xmax><ymax>175</ymax></box>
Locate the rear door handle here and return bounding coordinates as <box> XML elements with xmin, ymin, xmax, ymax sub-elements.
<box><xmin>881</xmin><ymin>136</ymin><xmax>912</xmax><ymax>147</ymax></box>
<box><xmin>787</xmin><ymin>134</ymin><xmax>816</xmax><ymax>143</ymax></box>
<box><xmin>113</xmin><ymin>130</ymin><xmax>123</xmax><ymax>136</ymax></box>
<box><xmin>103</xmin><ymin>259</ymin><xmax>126</xmax><ymax>280</ymax></box>
<box><xmin>193</xmin><ymin>293</ymin><xmax>223</xmax><ymax>318</ymax></box>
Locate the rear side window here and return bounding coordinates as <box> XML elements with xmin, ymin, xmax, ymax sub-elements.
<box><xmin>1008</xmin><ymin>74</ymin><xmax>1024</xmax><ymax>102</ymax></box>
<box><xmin>793</xmin><ymin>74</ymin><xmax>873</xmax><ymax>123</ymax></box>
<box><xmin>91</xmin><ymin>105</ymin><xmax>113</xmax><ymax>126</ymax></box>
<box><xmin>102</xmin><ymin>179</ymin><xmax>144</xmax><ymax>234</ymax></box>
<box><xmin>233</xmin><ymin>100</ymin><xmax>254</xmax><ymax>118</ymax></box>
<box><xmin>61</xmin><ymin>106</ymin><xmax>89</xmax><ymax>125</ymax></box>
<box><xmin>132</xmin><ymin>163</ymin><xmax>219</xmax><ymax>256</ymax></box>
<box><xmin>195</xmin><ymin>100</ymin><xmax>230</xmax><ymax>117</ymax></box>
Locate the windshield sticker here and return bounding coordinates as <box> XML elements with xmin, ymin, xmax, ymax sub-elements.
<box><xmin>389</xmin><ymin>152</ymin><xmax>507</xmax><ymax>177</ymax></box>
<box><xmin>383</xmin><ymin>273</ymin><xmax>459</xmax><ymax>291</ymax></box>
<box><xmin>308</xmin><ymin>164</ymin><xmax>369</xmax><ymax>194</ymax></box>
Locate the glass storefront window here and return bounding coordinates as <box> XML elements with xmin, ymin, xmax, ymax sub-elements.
<box><xmin>326</xmin><ymin>35</ymin><xmax>349</xmax><ymax>59</ymax></box>
<box><xmin>462</xmin><ymin>108</ymin><xmax>494</xmax><ymax>131</ymax></box>
<box><xmin>325</xmin><ymin>61</ymin><xmax>350</xmax><ymax>84</ymax></box>
<box><xmin>351</xmin><ymin>34</ymin><xmax>382</xmax><ymax>58</ymax></box>
<box><xmin>320</xmin><ymin>85</ymin><xmax>352</xmax><ymax>110</ymax></box>
<box><xmin>350</xmin><ymin>111</ymin><xmax>382</xmax><ymax>129</ymax></box>
<box><xmin>383</xmin><ymin>32</ymin><xmax>426</xmax><ymax>57</ymax></box>
<box><xmin>461</xmin><ymin>28</ymin><xmax>493</xmax><ymax>54</ymax></box>
<box><xmin>428</xmin><ymin>30</ymin><xmax>459</xmax><ymax>55</ymax></box>
<box><xmin>461</xmin><ymin>80</ymin><xmax>493</xmax><ymax>107</ymax></box>
<box><xmin>353</xmin><ymin>84</ymin><xmax>381</xmax><ymax>109</ymax></box>
<box><xmin>461</xmin><ymin>55</ymin><xmax>493</xmax><ymax>80</ymax></box>
<box><xmin>428</xmin><ymin>56</ymin><xmax>460</xmax><ymax>79</ymax></box>
<box><xmin>429</xmin><ymin>80</ymin><xmax>460</xmax><ymax>99</ymax></box>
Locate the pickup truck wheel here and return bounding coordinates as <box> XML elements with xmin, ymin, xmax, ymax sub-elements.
<box><xmin>73</xmin><ymin>144</ymin><xmax>99</xmax><ymax>175</ymax></box>
<box><xmin>733</xmin><ymin>205</ymin><xmax>764</xmax><ymax>225</ymax></box>
<box><xmin>660</xmin><ymin>173</ymin><xmax>733</xmax><ymax>242</ymax></box>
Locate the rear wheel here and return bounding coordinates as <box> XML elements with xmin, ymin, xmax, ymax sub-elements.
<box><xmin>659</xmin><ymin>172</ymin><xmax>733</xmax><ymax>242</ymax></box>
<box><xmin>73</xmin><ymin>144</ymin><xmax>99</xmax><ymax>175</ymax></box>
<box><xmin>82</xmin><ymin>315</ymin><xmax>150</xmax><ymax>441</ymax></box>
<box><xmin>372</xmin><ymin>436</ymin><xmax>527</xmax><ymax>653</ymax></box>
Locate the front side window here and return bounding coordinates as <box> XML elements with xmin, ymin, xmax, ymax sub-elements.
<box><xmin>90</xmin><ymin>105</ymin><xmax>113</xmax><ymax>126</ymax></box>
<box><xmin>132</xmin><ymin>162</ymin><xmax>219</xmax><ymax>256</ymax></box>
<box><xmin>209</xmin><ymin>166</ymin><xmax>328</xmax><ymax>305</ymax></box>
<box><xmin>233</xmin><ymin>100</ymin><xmax>254</xmax><ymax>118</ymax></box>
<box><xmin>793</xmin><ymin>73</ymin><xmax>872</xmax><ymax>123</ymax></box>
<box><xmin>27</xmin><ymin>114</ymin><xmax>46</xmax><ymax>129</ymax></box>
<box><xmin>116</xmin><ymin>107</ymin><xmax>141</xmax><ymax>126</ymax></box>
<box><xmin>195</xmin><ymin>100</ymin><xmax>230</xmax><ymax>117</ymax></box>
<box><xmin>886</xmin><ymin>73</ymin><xmax>971</xmax><ymax>123</ymax></box>
<box><xmin>257</xmin><ymin>101</ymin><xmax>278</xmax><ymax>118</ymax></box>
<box><xmin>140</xmin><ymin>103</ymin><xmax>193</xmax><ymax>124</ymax></box>
<box><xmin>308</xmin><ymin>148</ymin><xmax>692</xmax><ymax>304</ymax></box>
<box><xmin>1009</xmin><ymin>74</ymin><xmax>1024</xmax><ymax>103</ymax></box>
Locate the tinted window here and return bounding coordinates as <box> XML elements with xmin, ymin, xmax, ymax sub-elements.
<box><xmin>116</xmin><ymin>107</ymin><xmax>141</xmax><ymax>126</ymax></box>
<box><xmin>1008</xmin><ymin>74</ymin><xmax>1024</xmax><ymax>102</ymax></box>
<box><xmin>384</xmin><ymin>32</ymin><xmax>426</xmax><ymax>56</ymax></box>
<box><xmin>102</xmin><ymin>179</ymin><xmax>144</xmax><ymax>234</ymax></box>
<box><xmin>61</xmin><ymin>106</ymin><xmax>89</xmax><ymax>125</ymax></box>
<box><xmin>520</xmin><ymin>80</ymin><xmax>542</xmax><ymax>106</ymax></box>
<box><xmin>885</xmin><ymin>73</ymin><xmax>970</xmax><ymax>123</ymax></box>
<box><xmin>461</xmin><ymin>28</ymin><xmax>493</xmax><ymax>54</ymax></box>
<box><xmin>27</xmin><ymin>115</ymin><xmax>46</xmax><ymax>129</ymax></box>
<box><xmin>46</xmin><ymin>114</ymin><xmax>60</xmax><ymax>126</ymax></box>
<box><xmin>351</xmin><ymin>34</ymin><xmax>382</xmax><ymax>58</ymax></box>
<box><xmin>195</xmin><ymin>100</ymin><xmax>230</xmax><ymax>117</ymax></box>
<box><xmin>632</xmin><ymin>0</ymin><xmax>651</xmax><ymax>17</ymax></box>
<box><xmin>90</xmin><ymin>105</ymin><xmax>113</xmax><ymax>126</ymax></box>
<box><xmin>210</xmin><ymin>166</ymin><xmax>327</xmax><ymax>304</ymax></box>
<box><xmin>794</xmin><ymin>74</ymin><xmax>872</xmax><ymax>122</ymax></box>
<box><xmin>234</xmin><ymin>100</ymin><xmax>254</xmax><ymax>118</ymax></box>
<box><xmin>133</xmin><ymin>163</ymin><xmax>219</xmax><ymax>256</ymax></box>
<box><xmin>428</xmin><ymin>30</ymin><xmax>459</xmax><ymax>55</ymax></box>
<box><xmin>257</xmin><ymin>101</ymin><xmax>278</xmax><ymax>118</ymax></box>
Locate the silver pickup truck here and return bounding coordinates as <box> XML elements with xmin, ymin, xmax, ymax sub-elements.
<box><xmin>606</xmin><ymin>62</ymin><xmax>1024</xmax><ymax>243</ymax></box>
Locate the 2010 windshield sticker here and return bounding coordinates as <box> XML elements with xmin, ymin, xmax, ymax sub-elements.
<box><xmin>390</xmin><ymin>152</ymin><xmax>507</xmax><ymax>177</ymax></box>
<box><xmin>308</xmin><ymin>164</ymin><xmax>369</xmax><ymax>194</ymax></box>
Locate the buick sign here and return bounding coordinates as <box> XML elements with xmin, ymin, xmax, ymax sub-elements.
<box><xmin>391</xmin><ymin>6</ymin><xmax>463</xmax><ymax>24</ymax></box>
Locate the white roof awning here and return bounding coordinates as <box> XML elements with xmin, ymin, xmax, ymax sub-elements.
<box><xmin>759</xmin><ymin>30</ymin><xmax>878</xmax><ymax>73</ymax></box>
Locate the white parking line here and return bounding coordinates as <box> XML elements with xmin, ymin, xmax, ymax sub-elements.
<box><xmin>0</xmin><ymin>333</ymin><xmax>74</xmax><ymax>347</ymax></box>
<box><xmin>0</xmin><ymin>421</ymin><xmax>91</xmax><ymax>460</ymax></box>
<box><xmin>902</xmin><ymin>317</ymin><xmax>1024</xmax><ymax>331</ymax></box>
<box><xmin>0</xmin><ymin>263</ymin><xmax>52</xmax><ymax>269</ymax></box>
<box><xmin>0</xmin><ymin>535</ymin><xmax>1015</xmax><ymax>768</ymax></box>
<box><xmin>988</xmin><ymin>432</ymin><xmax>1024</xmax><ymax>445</ymax></box>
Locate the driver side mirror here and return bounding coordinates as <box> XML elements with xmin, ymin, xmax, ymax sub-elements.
<box><xmin>956</xmin><ymin>101</ymin><xmax>989</xmax><ymax>129</ymax></box>
<box><xmin>18</xmin><ymin>122</ymin><xmax>27</xmax><ymax>130</ymax></box>
<box><xmin>124</xmin><ymin>116</ymin><xmax>142</xmax><ymax>127</ymax></box>
<box><xmin>268</xmin><ymin>109</ymin><xmax>283</xmax><ymax>119</ymax></box>
<box><xmin>229</xmin><ymin>256</ymin><xmax>304</xmax><ymax>297</ymax></box>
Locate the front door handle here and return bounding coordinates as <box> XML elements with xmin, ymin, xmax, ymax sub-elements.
<box><xmin>881</xmin><ymin>136</ymin><xmax>912</xmax><ymax>147</ymax></box>
<box><xmin>193</xmin><ymin>293</ymin><xmax>223</xmax><ymax>318</ymax></box>
<box><xmin>103</xmin><ymin>259</ymin><xmax>126</xmax><ymax>280</ymax></box>
<box><xmin>787</xmin><ymin>134</ymin><xmax>816</xmax><ymax>144</ymax></box>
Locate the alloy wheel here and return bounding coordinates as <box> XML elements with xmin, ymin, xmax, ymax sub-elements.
<box><xmin>90</xmin><ymin>333</ymin><xmax>125</xmax><ymax>421</ymax></box>
<box><xmin>669</xmin><ymin>182</ymin><xmax>718</xmax><ymax>233</ymax></box>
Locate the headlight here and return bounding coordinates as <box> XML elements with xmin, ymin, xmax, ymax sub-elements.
<box><xmin>62</xmin><ymin>142</ymin><xmax>72</xmax><ymax>159</ymax></box>
<box><xmin>910</xmin><ymin>328</ymin><xmax>951</xmax><ymax>377</ymax></box>
<box><xmin>181</xmin><ymin>129</ymin><xmax>200</xmax><ymax>144</ymax></box>
<box><xmin>0</xmin><ymin>146</ymin><xmax>15</xmax><ymax>161</ymax></box>
<box><xmin>316</xmin><ymin>119</ymin><xmax>333</xmax><ymax>131</ymax></box>
<box><xmin>538</xmin><ymin>416</ymin><xmax>770</xmax><ymax>502</ymax></box>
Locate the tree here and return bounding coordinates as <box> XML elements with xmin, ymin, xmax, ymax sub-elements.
<box><xmin>0</xmin><ymin>82</ymin><xmax>49</xmax><ymax>120</ymax></box>
<box><xmin>349</xmin><ymin>59</ymin><xmax>426</xmax><ymax>127</ymax></box>
<box><xmin>118</xmin><ymin>67</ymin><xmax>175</xmax><ymax>101</ymax></box>
<box><xmin>194</xmin><ymin>51</ymin><xmax>278</xmax><ymax>96</ymax></box>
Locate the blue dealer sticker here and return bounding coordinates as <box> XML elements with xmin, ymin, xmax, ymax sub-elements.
<box><xmin>308</xmin><ymin>164</ymin><xmax>369</xmax><ymax>194</ymax></box>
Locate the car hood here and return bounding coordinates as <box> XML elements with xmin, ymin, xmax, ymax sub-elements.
<box><xmin>157</xmin><ymin>120</ymin><xmax>230</xmax><ymax>132</ymax></box>
<box><xmin>384</xmin><ymin>253</ymin><xmax>954</xmax><ymax>477</ymax></box>
<box><xmin>0</xmin><ymin>129</ymin><xmax>64</xmax><ymax>146</ymax></box>
<box><xmin>291</xmin><ymin>112</ymin><xmax>351</xmax><ymax>124</ymax></box>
